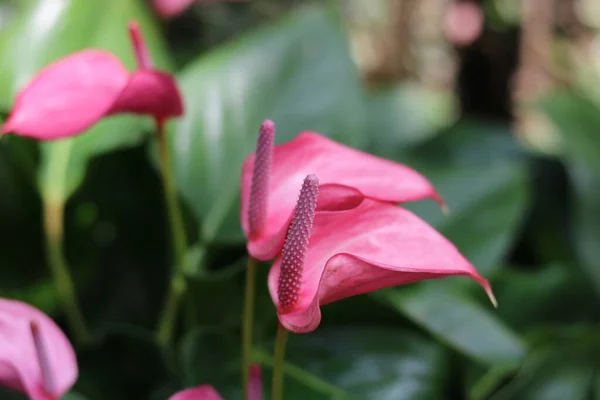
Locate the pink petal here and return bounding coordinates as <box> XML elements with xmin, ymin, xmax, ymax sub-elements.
<box><xmin>0</xmin><ymin>299</ymin><xmax>77</xmax><ymax>400</ymax></box>
<box><xmin>168</xmin><ymin>385</ymin><xmax>224</xmax><ymax>400</ymax></box>
<box><xmin>151</xmin><ymin>0</ymin><xmax>249</xmax><ymax>18</ymax></box>
<box><xmin>2</xmin><ymin>50</ymin><xmax>129</xmax><ymax>140</ymax></box>
<box><xmin>151</xmin><ymin>0</ymin><xmax>197</xmax><ymax>17</ymax></box>
<box><xmin>241</xmin><ymin>132</ymin><xmax>444</xmax><ymax>260</ymax></box>
<box><xmin>108</xmin><ymin>69</ymin><xmax>184</xmax><ymax>120</ymax></box>
<box><xmin>268</xmin><ymin>199</ymin><xmax>494</xmax><ymax>333</ymax></box>
<box><xmin>245</xmin><ymin>183</ymin><xmax>365</xmax><ymax>262</ymax></box>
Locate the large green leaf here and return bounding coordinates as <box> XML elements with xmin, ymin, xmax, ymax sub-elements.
<box><xmin>374</xmin><ymin>283</ymin><xmax>526</xmax><ymax>367</ymax></box>
<box><xmin>0</xmin><ymin>0</ymin><xmax>173</xmax><ymax>202</ymax></box>
<box><xmin>365</xmin><ymin>83</ymin><xmax>457</xmax><ymax>158</ymax></box>
<box><xmin>170</xmin><ymin>4</ymin><xmax>365</xmax><ymax>243</ymax></box>
<box><xmin>285</xmin><ymin>327</ymin><xmax>448</xmax><ymax>400</ymax></box>
<box><xmin>404</xmin><ymin>121</ymin><xmax>529</xmax><ymax>276</ymax></box>
<box><xmin>491</xmin><ymin>346</ymin><xmax>595</xmax><ymax>400</ymax></box>
<box><xmin>539</xmin><ymin>92</ymin><xmax>600</xmax><ymax>295</ymax></box>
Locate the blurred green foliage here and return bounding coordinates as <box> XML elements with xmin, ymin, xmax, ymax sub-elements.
<box><xmin>0</xmin><ymin>0</ymin><xmax>599</xmax><ymax>399</ymax></box>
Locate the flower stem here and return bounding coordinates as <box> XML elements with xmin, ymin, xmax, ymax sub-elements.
<box><xmin>43</xmin><ymin>198</ymin><xmax>88</xmax><ymax>343</ymax></box>
<box><xmin>271</xmin><ymin>323</ymin><xmax>289</xmax><ymax>400</ymax></box>
<box><xmin>242</xmin><ymin>256</ymin><xmax>259</xmax><ymax>398</ymax></box>
<box><xmin>155</xmin><ymin>119</ymin><xmax>189</xmax><ymax>345</ymax></box>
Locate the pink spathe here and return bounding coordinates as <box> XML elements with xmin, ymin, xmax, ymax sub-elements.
<box><xmin>267</xmin><ymin>191</ymin><xmax>496</xmax><ymax>333</ymax></box>
<box><xmin>0</xmin><ymin>299</ymin><xmax>77</xmax><ymax>400</ymax></box>
<box><xmin>151</xmin><ymin>0</ymin><xmax>249</xmax><ymax>19</ymax></box>
<box><xmin>168</xmin><ymin>364</ymin><xmax>262</xmax><ymax>400</ymax></box>
<box><xmin>168</xmin><ymin>385</ymin><xmax>224</xmax><ymax>400</ymax></box>
<box><xmin>241</xmin><ymin>130</ymin><xmax>445</xmax><ymax>261</ymax></box>
<box><xmin>2</xmin><ymin>22</ymin><xmax>183</xmax><ymax>140</ymax></box>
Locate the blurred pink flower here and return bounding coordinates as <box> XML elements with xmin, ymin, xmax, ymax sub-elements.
<box><xmin>443</xmin><ymin>1</ymin><xmax>484</xmax><ymax>47</ymax></box>
<box><xmin>169</xmin><ymin>364</ymin><xmax>262</xmax><ymax>400</ymax></box>
<box><xmin>151</xmin><ymin>0</ymin><xmax>249</xmax><ymax>19</ymax></box>
<box><xmin>240</xmin><ymin>120</ymin><xmax>445</xmax><ymax>261</ymax></box>
<box><xmin>268</xmin><ymin>175</ymin><xmax>496</xmax><ymax>333</ymax></box>
<box><xmin>0</xmin><ymin>299</ymin><xmax>78</xmax><ymax>400</ymax></box>
<box><xmin>2</xmin><ymin>21</ymin><xmax>183</xmax><ymax>140</ymax></box>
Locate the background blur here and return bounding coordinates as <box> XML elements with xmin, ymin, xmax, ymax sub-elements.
<box><xmin>0</xmin><ymin>0</ymin><xmax>599</xmax><ymax>399</ymax></box>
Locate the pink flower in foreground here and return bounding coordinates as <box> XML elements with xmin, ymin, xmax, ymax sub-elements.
<box><xmin>169</xmin><ymin>364</ymin><xmax>262</xmax><ymax>400</ymax></box>
<box><xmin>2</xmin><ymin>21</ymin><xmax>182</xmax><ymax>140</ymax></box>
<box><xmin>267</xmin><ymin>175</ymin><xmax>496</xmax><ymax>333</ymax></box>
<box><xmin>151</xmin><ymin>0</ymin><xmax>249</xmax><ymax>19</ymax></box>
<box><xmin>240</xmin><ymin>120</ymin><xmax>446</xmax><ymax>261</ymax></box>
<box><xmin>0</xmin><ymin>299</ymin><xmax>78</xmax><ymax>400</ymax></box>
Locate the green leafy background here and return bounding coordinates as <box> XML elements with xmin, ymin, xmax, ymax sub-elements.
<box><xmin>0</xmin><ymin>0</ymin><xmax>598</xmax><ymax>399</ymax></box>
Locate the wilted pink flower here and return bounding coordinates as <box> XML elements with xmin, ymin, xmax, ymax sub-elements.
<box><xmin>240</xmin><ymin>120</ymin><xmax>445</xmax><ymax>261</ymax></box>
<box><xmin>267</xmin><ymin>175</ymin><xmax>496</xmax><ymax>333</ymax></box>
<box><xmin>2</xmin><ymin>21</ymin><xmax>182</xmax><ymax>140</ymax></box>
<box><xmin>0</xmin><ymin>299</ymin><xmax>78</xmax><ymax>400</ymax></box>
<box><xmin>169</xmin><ymin>364</ymin><xmax>262</xmax><ymax>400</ymax></box>
<box><xmin>151</xmin><ymin>0</ymin><xmax>249</xmax><ymax>19</ymax></box>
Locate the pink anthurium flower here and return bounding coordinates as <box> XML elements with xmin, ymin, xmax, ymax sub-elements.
<box><xmin>151</xmin><ymin>0</ymin><xmax>249</xmax><ymax>19</ymax></box>
<box><xmin>169</xmin><ymin>364</ymin><xmax>262</xmax><ymax>400</ymax></box>
<box><xmin>0</xmin><ymin>298</ymin><xmax>78</xmax><ymax>400</ymax></box>
<box><xmin>241</xmin><ymin>120</ymin><xmax>446</xmax><ymax>261</ymax></box>
<box><xmin>2</xmin><ymin>21</ymin><xmax>183</xmax><ymax>140</ymax></box>
<box><xmin>267</xmin><ymin>175</ymin><xmax>496</xmax><ymax>333</ymax></box>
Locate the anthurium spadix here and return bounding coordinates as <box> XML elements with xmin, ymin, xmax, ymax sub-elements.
<box><xmin>268</xmin><ymin>174</ymin><xmax>496</xmax><ymax>333</ymax></box>
<box><xmin>0</xmin><ymin>299</ymin><xmax>78</xmax><ymax>400</ymax></box>
<box><xmin>169</xmin><ymin>364</ymin><xmax>262</xmax><ymax>400</ymax></box>
<box><xmin>241</xmin><ymin>120</ymin><xmax>446</xmax><ymax>261</ymax></box>
<box><xmin>2</xmin><ymin>21</ymin><xmax>182</xmax><ymax>140</ymax></box>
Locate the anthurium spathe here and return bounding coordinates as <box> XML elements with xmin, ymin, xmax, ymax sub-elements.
<box><xmin>169</xmin><ymin>364</ymin><xmax>262</xmax><ymax>400</ymax></box>
<box><xmin>151</xmin><ymin>0</ymin><xmax>249</xmax><ymax>19</ymax></box>
<box><xmin>241</xmin><ymin>121</ymin><xmax>446</xmax><ymax>261</ymax></box>
<box><xmin>0</xmin><ymin>298</ymin><xmax>78</xmax><ymax>400</ymax></box>
<box><xmin>268</xmin><ymin>174</ymin><xmax>496</xmax><ymax>333</ymax></box>
<box><xmin>1</xmin><ymin>21</ymin><xmax>182</xmax><ymax>140</ymax></box>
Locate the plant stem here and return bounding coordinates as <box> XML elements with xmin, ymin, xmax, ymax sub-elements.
<box><xmin>155</xmin><ymin>119</ymin><xmax>189</xmax><ymax>345</ymax></box>
<box><xmin>242</xmin><ymin>256</ymin><xmax>259</xmax><ymax>398</ymax></box>
<box><xmin>271</xmin><ymin>323</ymin><xmax>289</xmax><ymax>400</ymax></box>
<box><xmin>43</xmin><ymin>198</ymin><xmax>88</xmax><ymax>343</ymax></box>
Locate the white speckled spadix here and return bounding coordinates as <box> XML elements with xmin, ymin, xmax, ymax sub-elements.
<box><xmin>277</xmin><ymin>174</ymin><xmax>319</xmax><ymax>311</ymax></box>
<box><xmin>248</xmin><ymin>119</ymin><xmax>275</xmax><ymax>237</ymax></box>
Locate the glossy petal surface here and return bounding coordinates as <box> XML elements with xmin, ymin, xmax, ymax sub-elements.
<box><xmin>108</xmin><ymin>69</ymin><xmax>183</xmax><ymax>119</ymax></box>
<box><xmin>241</xmin><ymin>132</ymin><xmax>443</xmax><ymax>260</ymax></box>
<box><xmin>168</xmin><ymin>385</ymin><xmax>224</xmax><ymax>400</ymax></box>
<box><xmin>0</xmin><ymin>299</ymin><xmax>78</xmax><ymax>400</ymax></box>
<box><xmin>268</xmin><ymin>199</ymin><xmax>493</xmax><ymax>333</ymax></box>
<box><xmin>2</xmin><ymin>50</ymin><xmax>129</xmax><ymax>140</ymax></box>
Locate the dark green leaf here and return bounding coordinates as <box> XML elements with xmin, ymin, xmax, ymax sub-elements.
<box><xmin>75</xmin><ymin>327</ymin><xmax>170</xmax><ymax>400</ymax></box>
<box><xmin>374</xmin><ymin>283</ymin><xmax>526</xmax><ymax>367</ymax></box>
<box><xmin>170</xmin><ymin>4</ymin><xmax>365</xmax><ymax>243</ymax></box>
<box><xmin>285</xmin><ymin>327</ymin><xmax>448</xmax><ymax>400</ymax></box>
<box><xmin>405</xmin><ymin>121</ymin><xmax>529</xmax><ymax>276</ymax></box>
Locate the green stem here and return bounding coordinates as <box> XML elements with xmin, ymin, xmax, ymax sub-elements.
<box><xmin>155</xmin><ymin>119</ymin><xmax>189</xmax><ymax>345</ymax></box>
<box><xmin>43</xmin><ymin>198</ymin><xmax>88</xmax><ymax>343</ymax></box>
<box><xmin>271</xmin><ymin>323</ymin><xmax>289</xmax><ymax>400</ymax></box>
<box><xmin>242</xmin><ymin>256</ymin><xmax>259</xmax><ymax>398</ymax></box>
<box><xmin>253</xmin><ymin>349</ymin><xmax>347</xmax><ymax>397</ymax></box>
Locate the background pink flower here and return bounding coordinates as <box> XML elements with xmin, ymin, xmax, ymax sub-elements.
<box><xmin>1</xmin><ymin>22</ymin><xmax>182</xmax><ymax>140</ymax></box>
<box><xmin>0</xmin><ymin>299</ymin><xmax>78</xmax><ymax>400</ymax></box>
